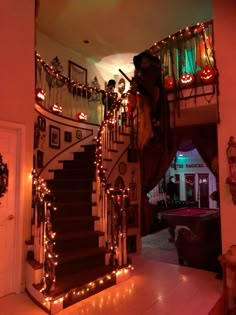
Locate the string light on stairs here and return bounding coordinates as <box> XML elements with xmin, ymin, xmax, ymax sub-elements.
<box><xmin>32</xmin><ymin>169</ymin><xmax>58</xmax><ymax>295</ymax></box>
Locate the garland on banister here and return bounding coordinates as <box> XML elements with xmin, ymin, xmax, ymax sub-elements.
<box><xmin>32</xmin><ymin>169</ymin><xmax>58</xmax><ymax>295</ymax></box>
<box><xmin>94</xmin><ymin>97</ymin><xmax>126</xmax><ymax>186</ymax></box>
<box><xmin>36</xmin><ymin>52</ymin><xmax>101</xmax><ymax>95</ymax></box>
<box><xmin>149</xmin><ymin>21</ymin><xmax>213</xmax><ymax>56</ymax></box>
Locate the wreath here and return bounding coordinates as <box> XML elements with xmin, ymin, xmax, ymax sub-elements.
<box><xmin>0</xmin><ymin>154</ymin><xmax>9</xmax><ymax>198</ymax></box>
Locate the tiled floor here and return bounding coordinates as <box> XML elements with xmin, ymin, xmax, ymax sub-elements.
<box><xmin>0</xmin><ymin>254</ymin><xmax>222</xmax><ymax>315</ymax></box>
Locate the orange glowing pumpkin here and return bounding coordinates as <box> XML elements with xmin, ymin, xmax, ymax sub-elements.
<box><xmin>179</xmin><ymin>73</ymin><xmax>195</xmax><ymax>87</ymax></box>
<box><xmin>77</xmin><ymin>112</ymin><xmax>87</xmax><ymax>121</ymax></box>
<box><xmin>199</xmin><ymin>65</ymin><xmax>216</xmax><ymax>83</ymax></box>
<box><xmin>35</xmin><ymin>88</ymin><xmax>46</xmax><ymax>104</ymax></box>
<box><xmin>164</xmin><ymin>76</ymin><xmax>175</xmax><ymax>90</ymax></box>
<box><xmin>50</xmin><ymin>103</ymin><xmax>62</xmax><ymax>114</ymax></box>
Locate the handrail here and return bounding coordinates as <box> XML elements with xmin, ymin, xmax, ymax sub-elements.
<box><xmin>32</xmin><ymin>170</ymin><xmax>58</xmax><ymax>295</ymax></box>
<box><xmin>36</xmin><ymin>52</ymin><xmax>108</xmax><ymax>125</ymax></box>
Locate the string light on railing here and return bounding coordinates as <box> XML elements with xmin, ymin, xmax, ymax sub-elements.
<box><xmin>32</xmin><ymin>169</ymin><xmax>58</xmax><ymax>295</ymax></box>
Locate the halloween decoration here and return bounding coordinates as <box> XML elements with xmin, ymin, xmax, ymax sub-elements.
<box><xmin>50</xmin><ymin>103</ymin><xmax>62</xmax><ymax>114</ymax></box>
<box><xmin>35</xmin><ymin>88</ymin><xmax>46</xmax><ymax>105</ymax></box>
<box><xmin>179</xmin><ymin>73</ymin><xmax>195</xmax><ymax>88</ymax></box>
<box><xmin>77</xmin><ymin>112</ymin><xmax>87</xmax><ymax>121</ymax></box>
<box><xmin>164</xmin><ymin>76</ymin><xmax>175</xmax><ymax>90</ymax></box>
<box><xmin>199</xmin><ymin>65</ymin><xmax>216</xmax><ymax>83</ymax></box>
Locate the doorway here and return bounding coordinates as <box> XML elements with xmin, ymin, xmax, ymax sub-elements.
<box><xmin>185</xmin><ymin>174</ymin><xmax>196</xmax><ymax>202</ymax></box>
<box><xmin>0</xmin><ymin>124</ymin><xmax>23</xmax><ymax>297</ymax></box>
<box><xmin>198</xmin><ymin>173</ymin><xmax>209</xmax><ymax>208</ymax></box>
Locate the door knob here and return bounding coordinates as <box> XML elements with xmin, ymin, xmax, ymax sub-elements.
<box><xmin>8</xmin><ymin>214</ymin><xmax>15</xmax><ymax>220</ymax></box>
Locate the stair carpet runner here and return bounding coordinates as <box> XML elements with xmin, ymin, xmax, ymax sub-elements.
<box><xmin>46</xmin><ymin>144</ymin><xmax>116</xmax><ymax>306</ymax></box>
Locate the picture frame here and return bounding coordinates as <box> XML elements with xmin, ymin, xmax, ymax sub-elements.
<box><xmin>37</xmin><ymin>115</ymin><xmax>46</xmax><ymax>131</ymax></box>
<box><xmin>49</xmin><ymin>125</ymin><xmax>60</xmax><ymax>149</ymax></box>
<box><xmin>68</xmin><ymin>60</ymin><xmax>87</xmax><ymax>85</ymax></box>
<box><xmin>76</xmin><ymin>129</ymin><xmax>82</xmax><ymax>140</ymax></box>
<box><xmin>64</xmin><ymin>131</ymin><xmax>72</xmax><ymax>142</ymax></box>
<box><xmin>127</xmin><ymin>204</ymin><xmax>139</xmax><ymax>227</ymax></box>
<box><xmin>37</xmin><ymin>150</ymin><xmax>44</xmax><ymax>168</ymax></box>
<box><xmin>129</xmin><ymin>182</ymin><xmax>137</xmax><ymax>201</ymax></box>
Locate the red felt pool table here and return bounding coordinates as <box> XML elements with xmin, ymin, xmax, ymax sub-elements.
<box><xmin>161</xmin><ymin>207</ymin><xmax>220</xmax><ymax>242</ymax></box>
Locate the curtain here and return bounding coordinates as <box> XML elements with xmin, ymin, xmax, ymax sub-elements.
<box><xmin>140</xmin><ymin>123</ymin><xmax>218</xmax><ymax>236</ymax></box>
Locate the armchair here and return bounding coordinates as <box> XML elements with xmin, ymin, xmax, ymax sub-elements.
<box><xmin>175</xmin><ymin>216</ymin><xmax>221</xmax><ymax>271</ymax></box>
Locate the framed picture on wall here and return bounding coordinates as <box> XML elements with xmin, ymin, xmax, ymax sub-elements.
<box><xmin>49</xmin><ymin>125</ymin><xmax>60</xmax><ymax>149</ymax></box>
<box><xmin>129</xmin><ymin>183</ymin><xmax>137</xmax><ymax>201</ymax></box>
<box><xmin>68</xmin><ymin>60</ymin><xmax>87</xmax><ymax>85</ymax></box>
<box><xmin>37</xmin><ymin>115</ymin><xmax>46</xmax><ymax>131</ymax></box>
<box><xmin>64</xmin><ymin>131</ymin><xmax>72</xmax><ymax>142</ymax></box>
<box><xmin>127</xmin><ymin>204</ymin><xmax>139</xmax><ymax>227</ymax></box>
<box><xmin>37</xmin><ymin>150</ymin><xmax>44</xmax><ymax>168</ymax></box>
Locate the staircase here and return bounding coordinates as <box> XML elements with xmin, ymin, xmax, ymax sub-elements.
<box><xmin>44</xmin><ymin>144</ymin><xmax>116</xmax><ymax>306</ymax></box>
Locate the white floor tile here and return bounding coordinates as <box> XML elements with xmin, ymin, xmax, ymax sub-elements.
<box><xmin>0</xmin><ymin>254</ymin><xmax>222</xmax><ymax>315</ymax></box>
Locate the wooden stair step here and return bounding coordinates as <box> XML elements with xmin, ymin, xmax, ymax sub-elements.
<box><xmin>56</xmin><ymin>230</ymin><xmax>104</xmax><ymax>241</ymax></box>
<box><xmin>48</xmin><ymin>265</ymin><xmax>116</xmax><ymax>299</ymax></box>
<box><xmin>57</xmin><ymin>247</ymin><xmax>108</xmax><ymax>264</ymax></box>
<box><xmin>113</xmin><ymin>140</ymin><xmax>124</xmax><ymax>144</ymax></box>
<box><xmin>53</xmin><ymin>215</ymin><xmax>99</xmax><ymax>222</ymax></box>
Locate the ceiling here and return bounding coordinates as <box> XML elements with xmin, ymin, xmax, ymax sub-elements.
<box><xmin>37</xmin><ymin>0</ymin><xmax>212</xmax><ymax>61</ymax></box>
<box><xmin>37</xmin><ymin>0</ymin><xmax>212</xmax><ymax>80</ymax></box>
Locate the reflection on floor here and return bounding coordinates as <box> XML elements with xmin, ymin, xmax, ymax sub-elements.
<box><xmin>0</xmin><ymin>251</ymin><xmax>222</xmax><ymax>315</ymax></box>
<box><xmin>142</xmin><ymin>228</ymin><xmax>179</xmax><ymax>265</ymax></box>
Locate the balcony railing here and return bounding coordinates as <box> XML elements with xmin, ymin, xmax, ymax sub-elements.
<box><xmin>35</xmin><ymin>53</ymin><xmax>104</xmax><ymax>125</ymax></box>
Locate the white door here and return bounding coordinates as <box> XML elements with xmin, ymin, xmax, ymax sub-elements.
<box><xmin>0</xmin><ymin>128</ymin><xmax>18</xmax><ymax>297</ymax></box>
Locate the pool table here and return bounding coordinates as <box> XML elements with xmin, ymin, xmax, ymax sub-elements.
<box><xmin>161</xmin><ymin>207</ymin><xmax>220</xmax><ymax>242</ymax></box>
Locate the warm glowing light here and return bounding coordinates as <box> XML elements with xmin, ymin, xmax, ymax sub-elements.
<box><xmin>77</xmin><ymin>112</ymin><xmax>87</xmax><ymax>121</ymax></box>
<box><xmin>50</xmin><ymin>103</ymin><xmax>62</xmax><ymax>114</ymax></box>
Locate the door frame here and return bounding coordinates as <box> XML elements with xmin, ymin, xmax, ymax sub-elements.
<box><xmin>0</xmin><ymin>120</ymin><xmax>26</xmax><ymax>294</ymax></box>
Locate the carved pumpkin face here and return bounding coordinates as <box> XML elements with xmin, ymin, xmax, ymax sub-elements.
<box><xmin>51</xmin><ymin>103</ymin><xmax>62</xmax><ymax>114</ymax></box>
<box><xmin>35</xmin><ymin>88</ymin><xmax>46</xmax><ymax>104</ymax></box>
<box><xmin>164</xmin><ymin>76</ymin><xmax>175</xmax><ymax>90</ymax></box>
<box><xmin>179</xmin><ymin>73</ymin><xmax>195</xmax><ymax>87</ymax></box>
<box><xmin>199</xmin><ymin>65</ymin><xmax>216</xmax><ymax>83</ymax></box>
<box><xmin>77</xmin><ymin>112</ymin><xmax>87</xmax><ymax>121</ymax></box>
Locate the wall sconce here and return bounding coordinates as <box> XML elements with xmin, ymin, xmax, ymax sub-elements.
<box><xmin>226</xmin><ymin>136</ymin><xmax>236</xmax><ymax>203</ymax></box>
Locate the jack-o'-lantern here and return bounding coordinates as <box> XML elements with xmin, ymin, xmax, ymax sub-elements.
<box><xmin>199</xmin><ymin>65</ymin><xmax>216</xmax><ymax>83</ymax></box>
<box><xmin>179</xmin><ymin>73</ymin><xmax>195</xmax><ymax>87</ymax></box>
<box><xmin>35</xmin><ymin>88</ymin><xmax>46</xmax><ymax>104</ymax></box>
<box><xmin>164</xmin><ymin>76</ymin><xmax>175</xmax><ymax>90</ymax></box>
<box><xmin>77</xmin><ymin>112</ymin><xmax>87</xmax><ymax>121</ymax></box>
<box><xmin>50</xmin><ymin>103</ymin><xmax>62</xmax><ymax>114</ymax></box>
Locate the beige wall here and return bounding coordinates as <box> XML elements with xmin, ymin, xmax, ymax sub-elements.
<box><xmin>0</xmin><ymin>0</ymin><xmax>35</xmax><ymax>285</ymax></box>
<box><xmin>213</xmin><ymin>0</ymin><xmax>236</xmax><ymax>252</ymax></box>
<box><xmin>36</xmin><ymin>31</ymin><xmax>106</xmax><ymax>88</ymax></box>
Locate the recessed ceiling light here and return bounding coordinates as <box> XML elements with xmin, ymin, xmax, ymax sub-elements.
<box><xmin>178</xmin><ymin>153</ymin><xmax>183</xmax><ymax>156</ymax></box>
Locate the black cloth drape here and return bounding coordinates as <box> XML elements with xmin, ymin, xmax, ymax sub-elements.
<box><xmin>140</xmin><ymin>123</ymin><xmax>218</xmax><ymax>236</ymax></box>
